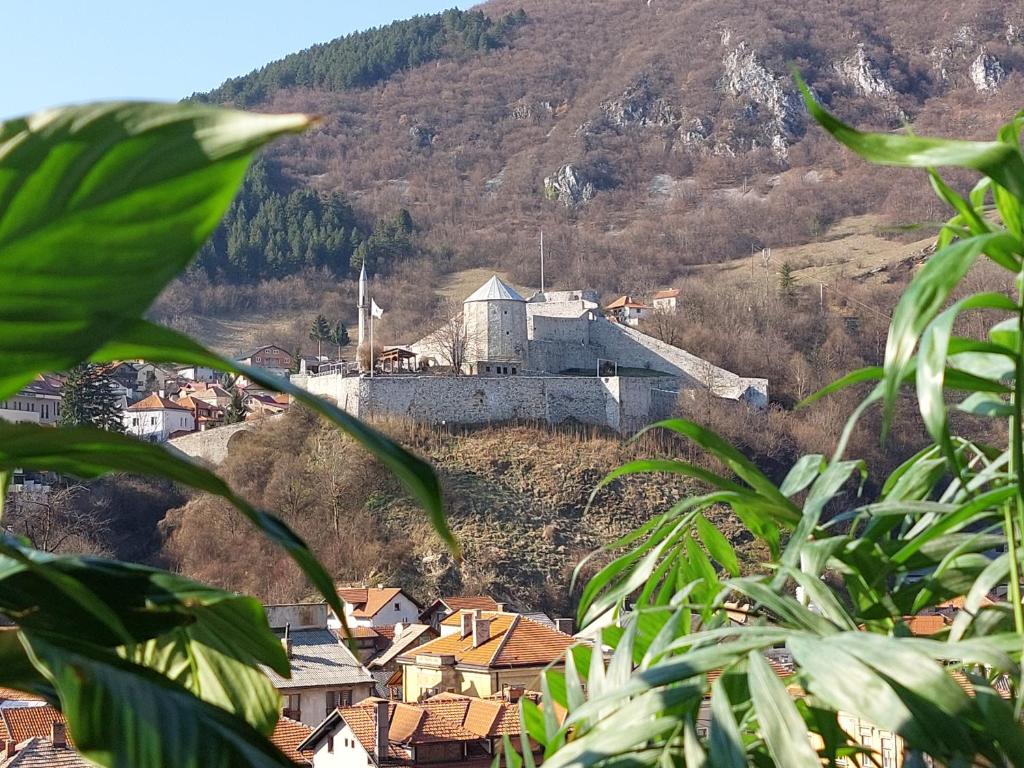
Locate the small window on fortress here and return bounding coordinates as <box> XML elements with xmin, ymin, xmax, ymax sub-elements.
<box><xmin>485</xmin><ymin>366</ymin><xmax>491</xmax><ymax>373</ymax></box>
<box><xmin>503</xmin><ymin>310</ymin><xmax>507</xmax><ymax>315</ymax></box>
<box><xmin>512</xmin><ymin>367</ymin><xmax>517</xmax><ymax>374</ymax></box>
<box><xmin>505</xmin><ymin>331</ymin><xmax>510</xmax><ymax>336</ymax></box>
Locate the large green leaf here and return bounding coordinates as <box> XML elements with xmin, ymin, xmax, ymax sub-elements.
<box><xmin>90</xmin><ymin>319</ymin><xmax>451</xmax><ymax>551</ymax></box>
<box><xmin>0</xmin><ymin>103</ymin><xmax>309</xmax><ymax>398</ymax></box>
<box><xmin>747</xmin><ymin>651</ymin><xmax>820</xmax><ymax>768</ymax></box>
<box><xmin>21</xmin><ymin>631</ymin><xmax>293</xmax><ymax>768</ymax></box>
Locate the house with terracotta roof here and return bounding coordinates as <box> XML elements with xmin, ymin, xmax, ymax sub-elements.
<box><xmin>650</xmin><ymin>288</ymin><xmax>680</xmax><ymax>313</ymax></box>
<box><xmin>122</xmin><ymin>392</ymin><xmax>195</xmax><ymax>442</ymax></box>
<box><xmin>418</xmin><ymin>597</ymin><xmax>503</xmax><ymax>631</ymax></box>
<box><xmin>172</xmin><ymin>395</ymin><xmax>225</xmax><ymax>431</ymax></box>
<box><xmin>273</xmin><ymin>716</ymin><xmax>314</xmax><ymax>766</ymax></box>
<box><xmin>333</xmin><ymin>587</ymin><xmax>423</xmax><ymax>630</ymax></box>
<box><xmin>396</xmin><ymin>611</ymin><xmax>574</xmax><ymax>703</ymax></box>
<box><xmin>603</xmin><ymin>295</ymin><xmax>650</xmax><ymax>327</ymax></box>
<box><xmin>265</xmin><ymin>604</ymin><xmax>376</xmax><ymax>727</ymax></box>
<box><xmin>297</xmin><ymin>691</ymin><xmax>535</xmax><ymax>768</ymax></box>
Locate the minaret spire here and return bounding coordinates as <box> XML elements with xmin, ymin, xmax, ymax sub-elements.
<box><xmin>357</xmin><ymin>263</ymin><xmax>368</xmax><ymax>356</ymax></box>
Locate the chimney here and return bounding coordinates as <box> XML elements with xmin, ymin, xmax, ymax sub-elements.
<box><xmin>556</xmin><ymin>618</ymin><xmax>574</xmax><ymax>635</ymax></box>
<box><xmin>506</xmin><ymin>685</ymin><xmax>525</xmax><ymax>703</ymax></box>
<box><xmin>473</xmin><ymin>608</ymin><xmax>483</xmax><ymax>621</ymax></box>
<box><xmin>460</xmin><ymin>611</ymin><xmax>473</xmax><ymax>638</ymax></box>
<box><xmin>496</xmin><ymin>603</ymin><xmax>507</xmax><ymax>612</ymax></box>
<box><xmin>394</xmin><ymin>621</ymin><xmax>404</xmax><ymax>639</ymax></box>
<box><xmin>473</xmin><ymin>617</ymin><xmax>491</xmax><ymax>648</ymax></box>
<box><xmin>51</xmin><ymin>721</ymin><xmax>67</xmax><ymax>749</ymax></box>
<box><xmin>282</xmin><ymin>623</ymin><xmax>292</xmax><ymax>658</ymax></box>
<box><xmin>3</xmin><ymin>740</ymin><xmax>16</xmax><ymax>759</ymax></box>
<box><xmin>374</xmin><ymin>699</ymin><xmax>389</xmax><ymax>760</ymax></box>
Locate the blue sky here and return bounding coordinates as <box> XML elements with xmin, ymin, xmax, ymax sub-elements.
<box><xmin>3</xmin><ymin>1</ymin><xmax>462</xmax><ymax>119</ymax></box>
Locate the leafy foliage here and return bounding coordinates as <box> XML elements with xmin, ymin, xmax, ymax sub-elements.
<box><xmin>527</xmin><ymin>97</ymin><xmax>1024</xmax><ymax>764</ymax></box>
<box><xmin>0</xmin><ymin>101</ymin><xmax>447</xmax><ymax>767</ymax></box>
<box><xmin>193</xmin><ymin>8</ymin><xmax>528</xmax><ymax>107</ymax></box>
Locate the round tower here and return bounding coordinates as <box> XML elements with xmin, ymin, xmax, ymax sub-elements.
<box><xmin>463</xmin><ymin>275</ymin><xmax>529</xmax><ymax>374</ymax></box>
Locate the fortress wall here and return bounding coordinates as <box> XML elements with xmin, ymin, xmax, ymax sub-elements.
<box><xmin>527</xmin><ymin>340</ymin><xmax>600</xmax><ymax>374</ymax></box>
<box><xmin>292</xmin><ymin>373</ymin><xmax>363</xmax><ymax>415</ymax></box>
<box><xmin>588</xmin><ymin>319</ymin><xmax>768</xmax><ymax>407</ymax></box>
<box><xmin>166</xmin><ymin>417</ymin><xmax>280</xmax><ymax>465</ymax></box>
<box><xmin>530</xmin><ymin>315</ymin><xmax>591</xmax><ymax>344</ymax></box>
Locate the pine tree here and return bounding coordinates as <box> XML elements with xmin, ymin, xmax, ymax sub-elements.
<box><xmin>778</xmin><ymin>262</ymin><xmax>798</xmax><ymax>297</ymax></box>
<box><xmin>309</xmin><ymin>314</ymin><xmax>331</xmax><ymax>359</ymax></box>
<box><xmin>290</xmin><ymin>348</ymin><xmax>303</xmax><ymax>374</ymax></box>
<box><xmin>330</xmin><ymin>322</ymin><xmax>350</xmax><ymax>359</ymax></box>
<box><xmin>60</xmin><ymin>364</ymin><xmax>125</xmax><ymax>432</ymax></box>
<box><xmin>224</xmin><ymin>390</ymin><xmax>247</xmax><ymax>424</ymax></box>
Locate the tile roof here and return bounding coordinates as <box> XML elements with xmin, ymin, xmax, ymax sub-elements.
<box><xmin>651</xmin><ymin>289</ymin><xmax>680</xmax><ymax>300</ymax></box>
<box><xmin>0</xmin><ymin>738</ymin><xmax>90</xmax><ymax>768</ymax></box>
<box><xmin>126</xmin><ymin>392</ymin><xmax>192</xmax><ymax>412</ymax></box>
<box><xmin>0</xmin><ymin>706</ymin><xmax>68</xmax><ymax>746</ymax></box>
<box><xmin>272</xmin><ymin>716</ymin><xmax>313</xmax><ymax>765</ymax></box>
<box><xmin>465</xmin><ymin>276</ymin><xmax>525</xmax><ymax>303</ymax></box>
<box><xmin>0</xmin><ymin>689</ymin><xmax>44</xmax><ymax>703</ymax></box>
<box><xmin>337</xmin><ymin>588</ymin><xmax>406</xmax><ymax>619</ymax></box>
<box><xmin>441</xmin><ymin>597</ymin><xmax>501</xmax><ymax>614</ymax></box>
<box><xmin>403</xmin><ymin>612</ymin><xmax>574</xmax><ymax>669</ymax></box>
<box><xmin>263</xmin><ymin>629</ymin><xmax>374</xmax><ymax>690</ymax></box>
<box><xmin>604</xmin><ymin>295</ymin><xmax>649</xmax><ymax>310</ymax></box>
<box><xmin>903</xmin><ymin>615</ymin><xmax>947</xmax><ymax>637</ymax></box>
<box><xmin>370</xmin><ymin>625</ymin><xmax>438</xmax><ymax>669</ymax></box>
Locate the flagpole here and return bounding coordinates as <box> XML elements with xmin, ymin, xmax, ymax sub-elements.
<box><xmin>370</xmin><ymin>303</ymin><xmax>374</xmax><ymax>378</ymax></box>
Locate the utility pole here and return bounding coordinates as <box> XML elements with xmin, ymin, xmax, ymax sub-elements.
<box><xmin>540</xmin><ymin>230</ymin><xmax>545</xmax><ymax>294</ymax></box>
<box><xmin>760</xmin><ymin>247</ymin><xmax>771</xmax><ymax>306</ymax></box>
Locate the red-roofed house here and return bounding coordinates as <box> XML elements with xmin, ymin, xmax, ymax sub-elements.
<box><xmin>122</xmin><ymin>392</ymin><xmax>195</xmax><ymax>442</ymax></box>
<box><xmin>651</xmin><ymin>288</ymin><xmax>680</xmax><ymax>312</ymax></box>
<box><xmin>297</xmin><ymin>692</ymin><xmax>537</xmax><ymax>768</ymax></box>
<box><xmin>419</xmin><ymin>598</ymin><xmax>501</xmax><ymax>631</ymax></box>
<box><xmin>397</xmin><ymin>611</ymin><xmax>574</xmax><ymax>702</ymax></box>
<box><xmin>333</xmin><ymin>588</ymin><xmax>423</xmax><ymax>630</ymax></box>
<box><xmin>603</xmin><ymin>296</ymin><xmax>650</xmax><ymax>327</ymax></box>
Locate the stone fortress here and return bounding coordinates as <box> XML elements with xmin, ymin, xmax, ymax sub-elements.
<box><xmin>291</xmin><ymin>272</ymin><xmax>767</xmax><ymax>435</ymax></box>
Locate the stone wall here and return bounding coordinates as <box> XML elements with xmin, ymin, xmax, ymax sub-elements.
<box><xmin>165</xmin><ymin>418</ymin><xmax>278</xmax><ymax>465</ymax></box>
<box><xmin>292</xmin><ymin>372</ymin><xmax>680</xmax><ymax>434</ymax></box>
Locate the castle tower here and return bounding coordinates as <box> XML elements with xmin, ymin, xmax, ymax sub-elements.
<box><xmin>463</xmin><ymin>275</ymin><xmax>529</xmax><ymax>374</ymax></box>
<box><xmin>357</xmin><ymin>263</ymin><xmax>369</xmax><ymax>361</ymax></box>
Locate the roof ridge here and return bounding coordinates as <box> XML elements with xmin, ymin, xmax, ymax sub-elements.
<box><xmin>487</xmin><ymin>613</ymin><xmax>519</xmax><ymax>666</ymax></box>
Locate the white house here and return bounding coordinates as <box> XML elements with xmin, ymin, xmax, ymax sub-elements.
<box><xmin>122</xmin><ymin>393</ymin><xmax>195</xmax><ymax>442</ymax></box>
<box><xmin>134</xmin><ymin>363</ymin><xmax>174</xmax><ymax>393</ymax></box>
<box><xmin>176</xmin><ymin>365</ymin><xmax>220</xmax><ymax>383</ymax></box>
<box><xmin>333</xmin><ymin>587</ymin><xmax>423</xmax><ymax>630</ymax></box>
<box><xmin>0</xmin><ymin>375</ymin><xmax>62</xmax><ymax>425</ymax></box>
<box><xmin>651</xmin><ymin>288</ymin><xmax>680</xmax><ymax>313</ymax></box>
<box><xmin>603</xmin><ymin>295</ymin><xmax>651</xmax><ymax>327</ymax></box>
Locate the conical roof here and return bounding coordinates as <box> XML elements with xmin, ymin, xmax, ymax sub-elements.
<box><xmin>464</xmin><ymin>275</ymin><xmax>525</xmax><ymax>303</ymax></box>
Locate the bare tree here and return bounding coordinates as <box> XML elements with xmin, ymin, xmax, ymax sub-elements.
<box><xmin>4</xmin><ymin>484</ymin><xmax>111</xmax><ymax>554</ymax></box>
<box><xmin>645</xmin><ymin>307</ymin><xmax>684</xmax><ymax>347</ymax></box>
<box><xmin>420</xmin><ymin>300</ymin><xmax>482</xmax><ymax>375</ymax></box>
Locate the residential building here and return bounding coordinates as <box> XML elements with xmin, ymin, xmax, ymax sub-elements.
<box><xmin>244</xmin><ymin>392</ymin><xmax>291</xmax><ymax>419</ymax></box>
<box><xmin>122</xmin><ymin>393</ymin><xmax>195</xmax><ymax>442</ymax></box>
<box><xmin>650</xmin><ymin>288</ymin><xmax>680</xmax><ymax>313</ymax></box>
<box><xmin>297</xmin><ymin>691</ymin><xmax>535</xmax><ymax>768</ymax></box>
<box><xmin>98</xmin><ymin>361</ymin><xmax>142</xmax><ymax>391</ymax></box>
<box><xmin>0</xmin><ymin>375</ymin><xmax>62</xmax><ymax>425</ymax></box>
<box><xmin>173</xmin><ymin>395</ymin><xmax>224</xmax><ymax>431</ymax></box>
<box><xmin>134</xmin><ymin>363</ymin><xmax>175</xmax><ymax>393</ymax></box>
<box><xmin>419</xmin><ymin>597</ymin><xmax>501</xmax><ymax>631</ymax></box>
<box><xmin>176</xmin><ymin>364</ymin><xmax>221</xmax><ymax>383</ymax></box>
<box><xmin>186</xmin><ymin>382</ymin><xmax>234</xmax><ymax>409</ymax></box>
<box><xmin>603</xmin><ymin>295</ymin><xmax>650</xmax><ymax>327</ymax></box>
<box><xmin>334</xmin><ymin>588</ymin><xmax>423</xmax><ymax>630</ymax></box>
<box><xmin>238</xmin><ymin>345</ymin><xmax>293</xmax><ymax>382</ymax></box>
<box><xmin>0</xmin><ymin>704</ymin><xmax>86</xmax><ymax>768</ymax></box>
<box><xmin>397</xmin><ymin>611</ymin><xmax>574</xmax><ymax>702</ymax></box>
<box><xmin>265</xmin><ymin>604</ymin><xmax>376</xmax><ymax>728</ymax></box>
<box><xmin>368</xmin><ymin>624</ymin><xmax>439</xmax><ymax>699</ymax></box>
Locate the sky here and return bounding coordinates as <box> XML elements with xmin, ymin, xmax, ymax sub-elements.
<box><xmin>2</xmin><ymin>1</ymin><xmax>462</xmax><ymax>119</ymax></box>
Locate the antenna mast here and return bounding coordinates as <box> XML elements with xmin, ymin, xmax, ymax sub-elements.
<box><xmin>540</xmin><ymin>230</ymin><xmax>545</xmax><ymax>294</ymax></box>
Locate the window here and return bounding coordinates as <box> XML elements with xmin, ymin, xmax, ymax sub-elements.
<box><xmin>132</xmin><ymin>417</ymin><xmax>139</xmax><ymax>427</ymax></box>
<box><xmin>485</xmin><ymin>366</ymin><xmax>490</xmax><ymax>372</ymax></box>
<box><xmin>394</xmin><ymin>602</ymin><xmax>401</xmax><ymax>610</ymax></box>
<box><xmin>511</xmin><ymin>368</ymin><xmax>517</xmax><ymax>375</ymax></box>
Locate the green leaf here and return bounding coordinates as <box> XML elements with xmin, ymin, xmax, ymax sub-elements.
<box><xmin>0</xmin><ymin>103</ymin><xmax>310</xmax><ymax>398</ymax></box>
<box><xmin>957</xmin><ymin>392</ymin><xmax>1013</xmax><ymax>417</ymax></box>
<box><xmin>708</xmin><ymin>678</ymin><xmax>746</xmax><ymax>768</ymax></box>
<box><xmin>694</xmin><ymin>514</ymin><xmax>740</xmax><ymax>577</ymax></box>
<box><xmin>797</xmin><ymin>74</ymin><xmax>1024</xmax><ymax>199</ymax></box>
<box><xmin>91</xmin><ymin>320</ymin><xmax>451</xmax><ymax>552</ymax></box>
<box><xmin>779</xmin><ymin>454</ymin><xmax>825</xmax><ymax>498</ymax></box>
<box><xmin>747</xmin><ymin>651</ymin><xmax>820</xmax><ymax>768</ymax></box>
<box><xmin>21</xmin><ymin>631</ymin><xmax>294</xmax><ymax>768</ymax></box>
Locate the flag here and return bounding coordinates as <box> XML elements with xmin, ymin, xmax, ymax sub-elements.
<box><xmin>370</xmin><ymin>299</ymin><xmax>384</xmax><ymax>319</ymax></box>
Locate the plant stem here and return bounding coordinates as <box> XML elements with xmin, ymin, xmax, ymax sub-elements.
<box><xmin>0</xmin><ymin>471</ymin><xmax>7</xmax><ymax>524</ymax></box>
<box><xmin>1013</xmin><ymin>284</ymin><xmax>1024</xmax><ymax>635</ymax></box>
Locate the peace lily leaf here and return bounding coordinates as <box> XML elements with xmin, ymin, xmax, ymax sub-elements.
<box><xmin>21</xmin><ymin>631</ymin><xmax>294</xmax><ymax>768</ymax></box>
<box><xmin>0</xmin><ymin>102</ymin><xmax>310</xmax><ymax>398</ymax></box>
<box><xmin>747</xmin><ymin>651</ymin><xmax>820</xmax><ymax>768</ymax></box>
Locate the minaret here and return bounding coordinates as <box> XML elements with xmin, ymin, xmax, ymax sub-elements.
<box><xmin>357</xmin><ymin>263</ymin><xmax>368</xmax><ymax>352</ymax></box>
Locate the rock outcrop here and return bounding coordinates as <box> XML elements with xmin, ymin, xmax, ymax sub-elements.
<box><xmin>970</xmin><ymin>51</ymin><xmax>1006</xmax><ymax>91</ymax></box>
<box><xmin>834</xmin><ymin>44</ymin><xmax>894</xmax><ymax>97</ymax></box>
<box><xmin>409</xmin><ymin>124</ymin><xmax>435</xmax><ymax>148</ymax></box>
<box><xmin>544</xmin><ymin>164</ymin><xmax>595</xmax><ymax>208</ymax></box>
<box><xmin>719</xmin><ymin>42</ymin><xmax>803</xmax><ymax>159</ymax></box>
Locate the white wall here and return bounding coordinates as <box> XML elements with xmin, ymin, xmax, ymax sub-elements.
<box><xmin>123</xmin><ymin>408</ymin><xmax>195</xmax><ymax>442</ymax></box>
<box><xmin>309</xmin><ymin>720</ymin><xmax>373</xmax><ymax>768</ymax></box>
<box><xmin>289</xmin><ymin>684</ymin><xmax>374</xmax><ymax>728</ymax></box>
<box><xmin>346</xmin><ymin>593</ymin><xmax>421</xmax><ymax>628</ymax></box>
